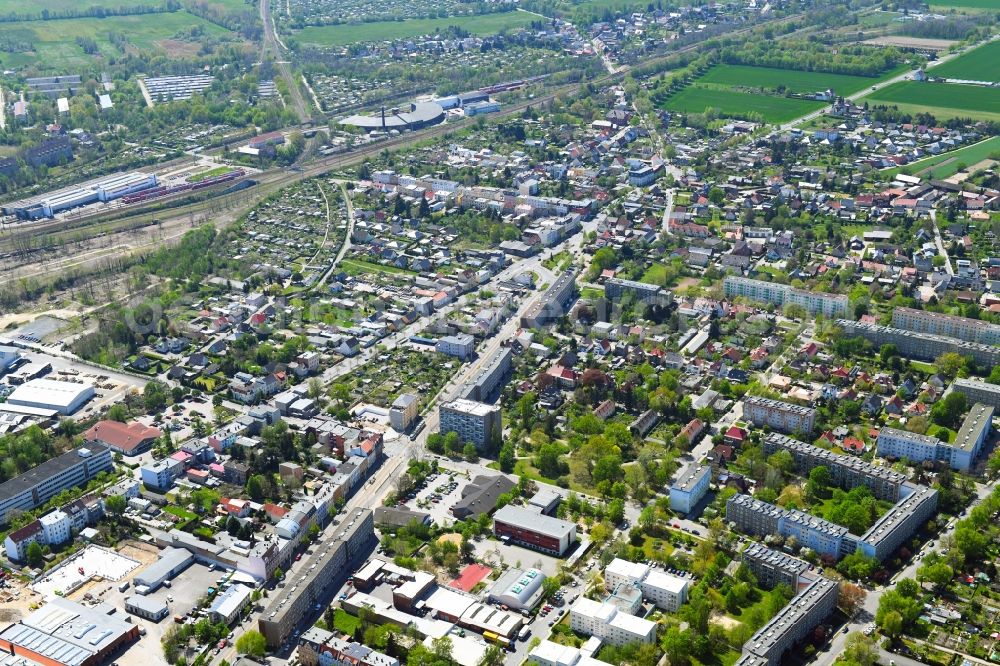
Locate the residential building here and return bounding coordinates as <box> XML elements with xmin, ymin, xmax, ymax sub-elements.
<box><xmin>0</xmin><ymin>446</ymin><xmax>112</xmax><ymax>525</ymax></box>
<box><xmin>837</xmin><ymin>320</ymin><xmax>1000</xmax><ymax>368</ymax></box>
<box><xmin>3</xmin><ymin>521</ymin><xmax>41</xmax><ymax>562</ymax></box>
<box><xmin>459</xmin><ymin>348</ymin><xmax>512</xmax><ymax>402</ymax></box>
<box><xmin>744</xmin><ymin>396</ymin><xmax>816</xmax><ymax>435</ymax></box>
<box><xmin>82</xmin><ymin>420</ymin><xmax>162</xmax><ymax>457</ymax></box>
<box><xmin>259</xmin><ymin>509</ymin><xmax>375</xmax><ymax>647</ymax></box>
<box><xmin>604</xmin><ymin>278</ymin><xmax>672</xmax><ymax>306</ymax></box>
<box><xmin>521</xmin><ymin>270</ymin><xmax>578</xmax><ymax>328</ymax></box>
<box><xmin>436</xmin><ymin>334</ymin><xmax>476</xmax><ymax>360</ymax></box>
<box><xmin>38</xmin><ymin>509</ymin><xmax>71</xmax><ymax>545</ymax></box>
<box><xmin>737</xmin><ymin>578</ymin><xmax>838</xmax><ymax>666</ymax></box>
<box><xmin>953</xmin><ymin>378</ymin><xmax>1000</xmax><ymax>409</ymax></box>
<box><xmin>741</xmin><ymin>543</ymin><xmax>812</xmax><ymax>591</ymax></box>
<box><xmin>568</xmin><ymin>598</ymin><xmax>656</xmax><ymax>646</ymax></box>
<box><xmin>669</xmin><ymin>464</ymin><xmax>711</xmax><ymax>514</ymax></box>
<box><xmin>438</xmin><ymin>399</ymin><xmax>502</xmax><ymax>451</ymax></box>
<box><xmin>298</xmin><ymin>627</ymin><xmax>399</xmax><ymax>666</ymax></box>
<box><xmin>877</xmin><ymin>403</ymin><xmax>993</xmax><ymax>472</ymax></box>
<box><xmin>639</xmin><ymin>570</ymin><xmax>689</xmax><ymax>612</ymax></box>
<box><xmin>723</xmin><ymin>277</ymin><xmax>848</xmax><ymax>318</ymax></box>
<box><xmin>892</xmin><ymin>307</ymin><xmax>1000</xmax><ymax>345</ymax></box>
<box><xmin>389</xmin><ymin>393</ymin><xmax>419</xmax><ymax>432</ymax></box>
<box><xmin>764</xmin><ymin>433</ymin><xmax>905</xmax><ymax>501</ymax></box>
<box><xmin>493</xmin><ymin>505</ymin><xmax>577</xmax><ymax>556</ymax></box>
<box><xmin>140</xmin><ymin>459</ymin><xmax>176</xmax><ymax>492</ymax></box>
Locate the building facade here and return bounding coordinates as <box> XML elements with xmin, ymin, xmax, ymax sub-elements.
<box><xmin>493</xmin><ymin>505</ymin><xmax>576</xmax><ymax>556</ymax></box>
<box><xmin>669</xmin><ymin>464</ymin><xmax>711</xmax><ymax>513</ymax></box>
<box><xmin>723</xmin><ymin>277</ymin><xmax>848</xmax><ymax>318</ymax></box>
<box><xmin>438</xmin><ymin>399</ymin><xmax>502</xmax><ymax>451</ymax></box>
<box><xmin>0</xmin><ymin>446</ymin><xmax>112</xmax><ymax>525</ymax></box>
<box><xmin>744</xmin><ymin>397</ymin><xmax>816</xmax><ymax>435</ymax></box>
<box><xmin>892</xmin><ymin>307</ymin><xmax>1000</xmax><ymax>345</ymax></box>
<box><xmin>837</xmin><ymin>320</ymin><xmax>1000</xmax><ymax>368</ymax></box>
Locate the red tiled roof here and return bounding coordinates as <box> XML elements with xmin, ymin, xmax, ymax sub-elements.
<box><xmin>83</xmin><ymin>420</ymin><xmax>162</xmax><ymax>453</ymax></box>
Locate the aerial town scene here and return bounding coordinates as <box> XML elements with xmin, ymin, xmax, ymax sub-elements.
<box><xmin>0</xmin><ymin>2</ymin><xmax>998</xmax><ymax>666</ymax></box>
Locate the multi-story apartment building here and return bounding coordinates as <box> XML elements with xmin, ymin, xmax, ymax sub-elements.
<box><xmin>837</xmin><ymin>320</ymin><xmax>1000</xmax><ymax>368</ymax></box>
<box><xmin>877</xmin><ymin>403</ymin><xmax>993</xmax><ymax>472</ymax></box>
<box><xmin>389</xmin><ymin>394</ymin><xmax>419</xmax><ymax>432</ymax></box>
<box><xmin>299</xmin><ymin>628</ymin><xmax>399</xmax><ymax>666</ymax></box>
<box><xmin>603</xmin><ymin>559</ymin><xmax>689</xmax><ymax>611</ymax></box>
<box><xmin>569</xmin><ymin>598</ymin><xmax>657</xmax><ymax>646</ymax></box>
<box><xmin>953</xmin><ymin>378</ymin><xmax>1000</xmax><ymax>410</ymax></box>
<box><xmin>723</xmin><ymin>277</ymin><xmax>848</xmax><ymax>318</ymax></box>
<box><xmin>892</xmin><ymin>307</ymin><xmax>1000</xmax><ymax>345</ymax></box>
<box><xmin>738</xmin><ymin>578</ymin><xmax>839</xmax><ymax>666</ymax></box>
<box><xmin>744</xmin><ymin>396</ymin><xmax>816</xmax><ymax>435</ymax></box>
<box><xmin>438</xmin><ymin>399</ymin><xmax>502</xmax><ymax>451</ymax></box>
<box><xmin>436</xmin><ymin>334</ymin><xmax>476</xmax><ymax>360</ymax></box>
<box><xmin>669</xmin><ymin>464</ymin><xmax>711</xmax><ymax>513</ymax></box>
<box><xmin>521</xmin><ymin>270</ymin><xmax>578</xmax><ymax>328</ymax></box>
<box><xmin>604</xmin><ymin>278</ymin><xmax>672</xmax><ymax>306</ymax></box>
<box><xmin>0</xmin><ymin>445</ymin><xmax>112</xmax><ymax>525</ymax></box>
<box><xmin>460</xmin><ymin>348</ymin><xmax>512</xmax><ymax>402</ymax></box>
<box><xmin>259</xmin><ymin>510</ymin><xmax>374</xmax><ymax>646</ymax></box>
<box><xmin>741</xmin><ymin>543</ymin><xmax>812</xmax><ymax>591</ymax></box>
<box><xmin>764</xmin><ymin>433</ymin><xmax>905</xmax><ymax>501</ymax></box>
<box><xmin>858</xmin><ymin>483</ymin><xmax>938</xmax><ymax>561</ymax></box>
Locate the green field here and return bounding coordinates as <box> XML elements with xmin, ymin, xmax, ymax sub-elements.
<box><xmin>294</xmin><ymin>10</ymin><xmax>538</xmax><ymax>45</ymax></box>
<box><xmin>339</xmin><ymin>259</ymin><xmax>417</xmax><ymax>276</ymax></box>
<box><xmin>699</xmin><ymin>65</ymin><xmax>881</xmax><ymax>96</ymax></box>
<box><xmin>895</xmin><ymin>136</ymin><xmax>1000</xmax><ymax>179</ymax></box>
<box><xmin>660</xmin><ymin>85</ymin><xmax>825</xmax><ymax>123</ymax></box>
<box><xmin>928</xmin><ymin>41</ymin><xmax>1000</xmax><ymax>82</ymax></box>
<box><xmin>0</xmin><ymin>12</ymin><xmax>234</xmax><ymax>70</ymax></box>
<box><xmin>0</xmin><ymin>0</ymin><xmax>169</xmax><ymax>15</ymax></box>
<box><xmin>863</xmin><ymin>80</ymin><xmax>1000</xmax><ymax>121</ymax></box>
<box><xmin>928</xmin><ymin>0</ymin><xmax>1000</xmax><ymax>8</ymax></box>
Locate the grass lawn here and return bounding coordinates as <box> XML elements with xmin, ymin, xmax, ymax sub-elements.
<box><xmin>333</xmin><ymin>609</ymin><xmax>360</xmax><ymax>635</ymax></box>
<box><xmin>894</xmin><ymin>136</ymin><xmax>1000</xmax><ymax>179</ymax></box>
<box><xmin>294</xmin><ymin>10</ymin><xmax>538</xmax><ymax>46</ymax></box>
<box><xmin>863</xmin><ymin>81</ymin><xmax>1000</xmax><ymax>121</ymax></box>
<box><xmin>928</xmin><ymin>0</ymin><xmax>1000</xmax><ymax>8</ymax></box>
<box><xmin>0</xmin><ymin>12</ymin><xmax>234</xmax><ymax>70</ymax></box>
<box><xmin>661</xmin><ymin>85</ymin><xmax>825</xmax><ymax>123</ymax></box>
<box><xmin>640</xmin><ymin>262</ymin><xmax>671</xmax><ymax>285</ymax></box>
<box><xmin>857</xmin><ymin>10</ymin><xmax>902</xmax><ymax>25</ymax></box>
<box><xmin>929</xmin><ymin>41</ymin><xmax>1000</xmax><ymax>83</ymax></box>
<box><xmin>189</xmin><ymin>166</ymin><xmax>233</xmax><ymax>183</ymax></box>
<box><xmin>691</xmin><ymin>649</ymin><xmax>742</xmax><ymax>666</ymax></box>
<box><xmin>339</xmin><ymin>258</ymin><xmax>416</xmax><ymax>276</ymax></box>
<box><xmin>699</xmin><ymin>65</ymin><xmax>881</xmax><ymax>96</ymax></box>
<box><xmin>163</xmin><ymin>506</ymin><xmax>198</xmax><ymax>521</ymax></box>
<box><xmin>637</xmin><ymin>534</ymin><xmax>675</xmax><ymax>561</ymax></box>
<box><xmin>581</xmin><ymin>286</ymin><xmax>603</xmax><ymax>300</ymax></box>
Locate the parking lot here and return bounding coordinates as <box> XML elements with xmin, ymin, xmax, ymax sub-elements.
<box><xmin>400</xmin><ymin>470</ymin><xmax>469</xmax><ymax>526</ymax></box>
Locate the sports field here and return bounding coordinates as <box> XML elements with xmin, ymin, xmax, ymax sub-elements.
<box><xmin>898</xmin><ymin>136</ymin><xmax>1000</xmax><ymax>179</ymax></box>
<box><xmin>0</xmin><ymin>12</ymin><xmax>234</xmax><ymax>69</ymax></box>
<box><xmin>699</xmin><ymin>65</ymin><xmax>880</xmax><ymax>96</ymax></box>
<box><xmin>294</xmin><ymin>11</ymin><xmax>538</xmax><ymax>46</ymax></box>
<box><xmin>863</xmin><ymin>80</ymin><xmax>1000</xmax><ymax>121</ymax></box>
<box><xmin>928</xmin><ymin>41</ymin><xmax>1000</xmax><ymax>82</ymax></box>
<box><xmin>660</xmin><ymin>85</ymin><xmax>825</xmax><ymax>123</ymax></box>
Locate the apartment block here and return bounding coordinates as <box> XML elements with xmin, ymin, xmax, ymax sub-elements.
<box><xmin>739</xmin><ymin>578</ymin><xmax>839</xmax><ymax>666</ymax></box>
<box><xmin>436</xmin><ymin>334</ymin><xmax>476</xmax><ymax>360</ymax></box>
<box><xmin>857</xmin><ymin>483</ymin><xmax>938</xmax><ymax>561</ymax></box>
<box><xmin>877</xmin><ymin>403</ymin><xmax>992</xmax><ymax>472</ymax></box>
<box><xmin>604</xmin><ymin>558</ymin><xmax>689</xmax><ymax>611</ymax></box>
<box><xmin>741</xmin><ymin>543</ymin><xmax>812</xmax><ymax>591</ymax></box>
<box><xmin>521</xmin><ymin>270</ymin><xmax>578</xmax><ymax>328</ymax></box>
<box><xmin>568</xmin><ymin>598</ymin><xmax>657</xmax><ymax>646</ymax></box>
<box><xmin>389</xmin><ymin>393</ymin><xmax>419</xmax><ymax>432</ymax></box>
<box><xmin>726</xmin><ymin>494</ymin><xmax>850</xmax><ymax>559</ymax></box>
<box><xmin>744</xmin><ymin>396</ymin><xmax>816</xmax><ymax>435</ymax></box>
<box><xmin>669</xmin><ymin>464</ymin><xmax>711</xmax><ymax>513</ymax></box>
<box><xmin>764</xmin><ymin>433</ymin><xmax>905</xmax><ymax>501</ymax></box>
<box><xmin>459</xmin><ymin>347</ymin><xmax>513</xmax><ymax>402</ymax></box>
<box><xmin>0</xmin><ymin>446</ymin><xmax>112</xmax><ymax>525</ymax></box>
<box><xmin>892</xmin><ymin>307</ymin><xmax>1000</xmax><ymax>345</ymax></box>
<box><xmin>604</xmin><ymin>277</ymin><xmax>672</xmax><ymax>306</ymax></box>
<box><xmin>953</xmin><ymin>378</ymin><xmax>1000</xmax><ymax>410</ymax></box>
<box><xmin>723</xmin><ymin>277</ymin><xmax>848</xmax><ymax>318</ymax></box>
<box><xmin>837</xmin><ymin>320</ymin><xmax>1000</xmax><ymax>368</ymax></box>
<box><xmin>439</xmin><ymin>399</ymin><xmax>502</xmax><ymax>451</ymax></box>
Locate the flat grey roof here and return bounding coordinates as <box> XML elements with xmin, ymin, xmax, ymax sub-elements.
<box><xmin>955</xmin><ymin>403</ymin><xmax>993</xmax><ymax>452</ymax></box>
<box><xmin>0</xmin><ymin>446</ymin><xmax>109</xmax><ymax>502</ymax></box>
<box><xmin>494</xmin><ymin>505</ymin><xmax>576</xmax><ymax>540</ymax></box>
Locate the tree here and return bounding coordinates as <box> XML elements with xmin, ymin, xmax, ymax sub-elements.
<box><xmin>498</xmin><ymin>442</ymin><xmax>515</xmax><ymax>473</ymax></box>
<box><xmin>106</xmin><ymin>403</ymin><xmax>129</xmax><ymax>422</ymax></box>
<box><xmin>235</xmin><ymin>630</ymin><xmax>267</xmax><ymax>657</ymax></box>
<box><xmin>934</xmin><ymin>352</ymin><xmax>965</xmax><ymax>379</ymax></box>
<box><xmin>917</xmin><ymin>561</ymin><xmax>953</xmax><ymax>591</ymax></box>
<box><xmin>479</xmin><ymin>645</ymin><xmax>504</xmax><ymax>666</ymax></box>
<box><xmin>842</xmin><ymin>632</ymin><xmax>879</xmax><ymax>666</ymax></box>
<box><xmin>430</xmin><ymin>636</ymin><xmax>453</xmax><ymax>662</ymax></box>
<box><xmin>463</xmin><ymin>443</ymin><xmax>478</xmax><ymax>461</ymax></box>
<box><xmin>662</xmin><ymin>626</ymin><xmax>691</xmax><ymax>666</ymax></box>
<box><xmin>838</xmin><ymin>582</ymin><xmax>867</xmax><ymax>617</ymax></box>
<box><xmin>105</xmin><ymin>494</ymin><xmax>127</xmax><ymax>519</ymax></box>
<box><xmin>26</xmin><ymin>541</ymin><xmax>44</xmax><ymax>567</ymax></box>
<box><xmin>246</xmin><ymin>475</ymin><xmax>267</xmax><ymax>501</ymax></box>
<box><xmin>931</xmin><ymin>391</ymin><xmax>966</xmax><ymax>428</ymax></box>
<box><xmin>880</xmin><ymin>610</ymin><xmax>903</xmax><ymax>638</ymax></box>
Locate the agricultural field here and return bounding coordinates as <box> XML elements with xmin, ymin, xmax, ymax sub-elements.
<box><xmin>928</xmin><ymin>41</ymin><xmax>1000</xmax><ymax>82</ymax></box>
<box><xmin>699</xmin><ymin>65</ymin><xmax>881</xmax><ymax>96</ymax></box>
<box><xmin>292</xmin><ymin>10</ymin><xmax>538</xmax><ymax>46</ymax></box>
<box><xmin>0</xmin><ymin>0</ymin><xmax>169</xmax><ymax>16</ymax></box>
<box><xmin>863</xmin><ymin>80</ymin><xmax>1000</xmax><ymax>121</ymax></box>
<box><xmin>928</xmin><ymin>0</ymin><xmax>1000</xmax><ymax>8</ymax></box>
<box><xmin>660</xmin><ymin>85</ymin><xmax>825</xmax><ymax>123</ymax></box>
<box><xmin>898</xmin><ymin>136</ymin><xmax>1000</xmax><ymax>180</ymax></box>
<box><xmin>0</xmin><ymin>12</ymin><xmax>236</xmax><ymax>70</ymax></box>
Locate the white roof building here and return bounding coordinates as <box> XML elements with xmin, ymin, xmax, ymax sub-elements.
<box><xmin>6</xmin><ymin>379</ymin><xmax>95</xmax><ymax>415</ymax></box>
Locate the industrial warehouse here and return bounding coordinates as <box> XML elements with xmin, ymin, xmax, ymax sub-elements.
<box><xmin>3</xmin><ymin>171</ymin><xmax>158</xmax><ymax>219</ymax></box>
